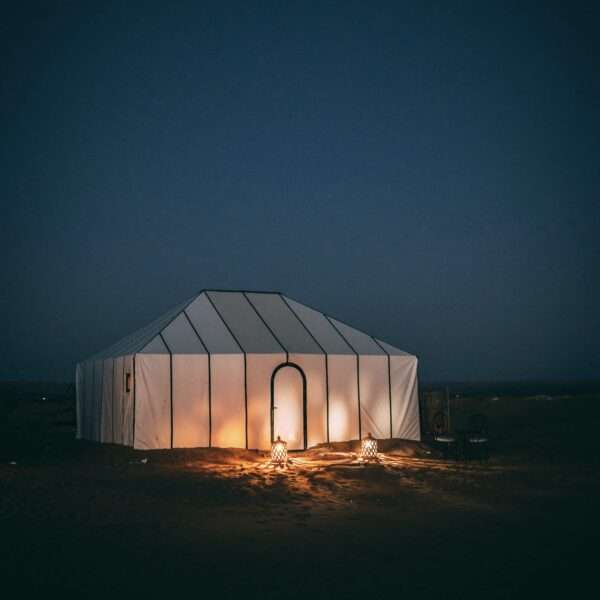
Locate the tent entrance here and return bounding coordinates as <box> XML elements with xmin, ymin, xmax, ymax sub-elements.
<box><xmin>271</xmin><ymin>363</ymin><xmax>307</xmax><ymax>450</ymax></box>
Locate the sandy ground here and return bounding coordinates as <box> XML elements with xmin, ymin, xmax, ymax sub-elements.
<box><xmin>1</xmin><ymin>385</ymin><xmax>599</xmax><ymax>598</ymax></box>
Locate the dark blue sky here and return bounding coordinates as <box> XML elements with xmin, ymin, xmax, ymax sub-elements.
<box><xmin>2</xmin><ymin>1</ymin><xmax>598</xmax><ymax>382</ymax></box>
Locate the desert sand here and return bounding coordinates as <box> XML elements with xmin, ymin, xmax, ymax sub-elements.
<box><xmin>1</xmin><ymin>383</ymin><xmax>599</xmax><ymax>598</ymax></box>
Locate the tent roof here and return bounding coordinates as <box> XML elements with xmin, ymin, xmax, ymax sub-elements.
<box><xmin>86</xmin><ymin>290</ymin><xmax>415</xmax><ymax>360</ymax></box>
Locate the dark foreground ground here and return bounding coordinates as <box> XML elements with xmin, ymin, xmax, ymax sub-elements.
<box><xmin>1</xmin><ymin>382</ymin><xmax>599</xmax><ymax>599</ymax></box>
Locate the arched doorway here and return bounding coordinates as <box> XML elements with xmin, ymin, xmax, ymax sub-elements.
<box><xmin>271</xmin><ymin>363</ymin><xmax>307</xmax><ymax>450</ymax></box>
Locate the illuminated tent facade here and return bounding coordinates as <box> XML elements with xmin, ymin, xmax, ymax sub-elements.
<box><xmin>76</xmin><ymin>290</ymin><xmax>420</xmax><ymax>450</ymax></box>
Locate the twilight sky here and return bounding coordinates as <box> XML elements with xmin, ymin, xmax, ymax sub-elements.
<box><xmin>2</xmin><ymin>1</ymin><xmax>599</xmax><ymax>382</ymax></box>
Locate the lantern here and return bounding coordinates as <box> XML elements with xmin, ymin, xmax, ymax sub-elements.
<box><xmin>360</xmin><ymin>432</ymin><xmax>378</xmax><ymax>460</ymax></box>
<box><xmin>271</xmin><ymin>436</ymin><xmax>287</xmax><ymax>465</ymax></box>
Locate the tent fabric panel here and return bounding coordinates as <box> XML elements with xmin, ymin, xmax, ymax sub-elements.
<box><xmin>86</xmin><ymin>360</ymin><xmax>96</xmax><ymax>440</ymax></box>
<box><xmin>207</xmin><ymin>291</ymin><xmax>282</xmax><ymax>353</ymax></box>
<box><xmin>185</xmin><ymin>293</ymin><xmax>240</xmax><ymax>353</ymax></box>
<box><xmin>134</xmin><ymin>354</ymin><xmax>171</xmax><ymax>449</ymax></box>
<box><xmin>75</xmin><ymin>364</ymin><xmax>83</xmax><ymax>439</ymax></box>
<box><xmin>101</xmin><ymin>359</ymin><xmax>114</xmax><ymax>443</ymax></box>
<box><xmin>81</xmin><ymin>362</ymin><xmax>90</xmax><ymax>439</ymax></box>
<box><xmin>121</xmin><ymin>355</ymin><xmax>135</xmax><ymax>447</ymax></box>
<box><xmin>284</xmin><ymin>298</ymin><xmax>353</xmax><ymax>354</ymax></box>
<box><xmin>329</xmin><ymin>318</ymin><xmax>385</xmax><ymax>355</ymax></box>
<box><xmin>246</xmin><ymin>294</ymin><xmax>321</xmax><ymax>354</ymax></box>
<box><xmin>210</xmin><ymin>353</ymin><xmax>246</xmax><ymax>448</ymax></box>
<box><xmin>172</xmin><ymin>354</ymin><xmax>210</xmax><ymax>448</ymax></box>
<box><xmin>83</xmin><ymin>361</ymin><xmax>92</xmax><ymax>440</ymax></box>
<box><xmin>375</xmin><ymin>339</ymin><xmax>412</xmax><ymax>356</ymax></box>
<box><xmin>89</xmin><ymin>296</ymin><xmax>194</xmax><ymax>360</ymax></box>
<box><xmin>112</xmin><ymin>356</ymin><xmax>124</xmax><ymax>444</ymax></box>
<box><xmin>162</xmin><ymin>314</ymin><xmax>207</xmax><ymax>354</ymax></box>
<box><xmin>78</xmin><ymin>363</ymin><xmax>86</xmax><ymax>439</ymax></box>
<box><xmin>390</xmin><ymin>356</ymin><xmax>421</xmax><ymax>441</ymax></box>
<box><xmin>289</xmin><ymin>353</ymin><xmax>327</xmax><ymax>448</ymax></box>
<box><xmin>246</xmin><ymin>353</ymin><xmax>286</xmax><ymax>450</ymax></box>
<box><xmin>358</xmin><ymin>355</ymin><xmax>391</xmax><ymax>439</ymax></box>
<box><xmin>140</xmin><ymin>334</ymin><xmax>169</xmax><ymax>354</ymax></box>
<box><xmin>93</xmin><ymin>360</ymin><xmax>105</xmax><ymax>442</ymax></box>
<box><xmin>79</xmin><ymin>362</ymin><xmax>87</xmax><ymax>439</ymax></box>
<box><xmin>327</xmin><ymin>355</ymin><xmax>360</xmax><ymax>442</ymax></box>
<box><xmin>103</xmin><ymin>296</ymin><xmax>196</xmax><ymax>359</ymax></box>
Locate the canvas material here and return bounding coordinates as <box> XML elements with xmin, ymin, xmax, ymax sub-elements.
<box><xmin>76</xmin><ymin>291</ymin><xmax>420</xmax><ymax>449</ymax></box>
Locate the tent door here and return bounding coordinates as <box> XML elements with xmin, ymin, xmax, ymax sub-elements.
<box><xmin>271</xmin><ymin>363</ymin><xmax>307</xmax><ymax>450</ymax></box>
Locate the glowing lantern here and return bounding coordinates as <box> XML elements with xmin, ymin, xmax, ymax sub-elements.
<box><xmin>361</xmin><ymin>433</ymin><xmax>378</xmax><ymax>460</ymax></box>
<box><xmin>271</xmin><ymin>436</ymin><xmax>287</xmax><ymax>465</ymax></box>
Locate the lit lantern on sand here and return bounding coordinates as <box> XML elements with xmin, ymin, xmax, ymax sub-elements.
<box><xmin>271</xmin><ymin>436</ymin><xmax>288</xmax><ymax>465</ymax></box>
<box><xmin>361</xmin><ymin>433</ymin><xmax>378</xmax><ymax>460</ymax></box>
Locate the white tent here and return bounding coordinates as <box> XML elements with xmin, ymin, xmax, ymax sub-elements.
<box><xmin>76</xmin><ymin>290</ymin><xmax>420</xmax><ymax>450</ymax></box>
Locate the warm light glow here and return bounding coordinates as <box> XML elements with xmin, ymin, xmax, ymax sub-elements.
<box><xmin>273</xmin><ymin>366</ymin><xmax>304</xmax><ymax>450</ymax></box>
<box><xmin>271</xmin><ymin>436</ymin><xmax>287</xmax><ymax>465</ymax></box>
<box><xmin>361</xmin><ymin>433</ymin><xmax>378</xmax><ymax>460</ymax></box>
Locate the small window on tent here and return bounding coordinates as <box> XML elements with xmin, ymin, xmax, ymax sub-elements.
<box><xmin>125</xmin><ymin>373</ymin><xmax>131</xmax><ymax>393</ymax></box>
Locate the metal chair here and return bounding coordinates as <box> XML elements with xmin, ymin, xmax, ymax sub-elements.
<box><xmin>432</xmin><ymin>411</ymin><xmax>457</xmax><ymax>459</ymax></box>
<box><xmin>465</xmin><ymin>413</ymin><xmax>489</xmax><ymax>460</ymax></box>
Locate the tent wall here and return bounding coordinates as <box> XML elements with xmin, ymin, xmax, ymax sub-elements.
<box><xmin>134</xmin><ymin>354</ymin><xmax>170</xmax><ymax>450</ymax></box>
<box><xmin>83</xmin><ymin>362</ymin><xmax>90</xmax><ymax>439</ymax></box>
<box><xmin>93</xmin><ymin>360</ymin><xmax>104</xmax><ymax>442</ymax></box>
<box><xmin>172</xmin><ymin>354</ymin><xmax>210</xmax><ymax>448</ymax></box>
<box><xmin>390</xmin><ymin>356</ymin><xmax>420</xmax><ymax>441</ymax></box>
<box><xmin>84</xmin><ymin>362</ymin><xmax>92</xmax><ymax>440</ymax></box>
<box><xmin>83</xmin><ymin>361</ymin><xmax>92</xmax><ymax>440</ymax></box>
<box><xmin>327</xmin><ymin>354</ymin><xmax>360</xmax><ymax>442</ymax></box>
<box><xmin>112</xmin><ymin>356</ymin><xmax>124</xmax><ymax>444</ymax></box>
<box><xmin>122</xmin><ymin>355</ymin><xmax>135</xmax><ymax>446</ymax></box>
<box><xmin>359</xmin><ymin>355</ymin><xmax>391</xmax><ymax>439</ymax></box>
<box><xmin>289</xmin><ymin>353</ymin><xmax>327</xmax><ymax>447</ymax></box>
<box><xmin>101</xmin><ymin>359</ymin><xmax>114</xmax><ymax>443</ymax></box>
<box><xmin>75</xmin><ymin>364</ymin><xmax>83</xmax><ymax>439</ymax></box>
<box><xmin>210</xmin><ymin>353</ymin><xmax>246</xmax><ymax>448</ymax></box>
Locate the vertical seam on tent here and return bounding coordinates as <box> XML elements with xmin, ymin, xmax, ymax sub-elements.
<box><xmin>104</xmin><ymin>359</ymin><xmax>109</xmax><ymax>443</ymax></box>
<box><xmin>205</xmin><ymin>292</ymin><xmax>248</xmax><ymax>449</ymax></box>
<box><xmin>183</xmin><ymin>310</ymin><xmax>211</xmax><ymax>448</ymax></box>
<box><xmin>325</xmin><ymin>316</ymin><xmax>362</xmax><ymax>440</ymax></box>
<box><xmin>111</xmin><ymin>359</ymin><xmax>116</xmax><ymax>444</ymax></box>
<box><xmin>325</xmin><ymin>354</ymin><xmax>329</xmax><ymax>443</ymax></box>
<box><xmin>75</xmin><ymin>365</ymin><xmax>79</xmax><ymax>439</ymax></box>
<box><xmin>99</xmin><ymin>360</ymin><xmax>104</xmax><ymax>443</ymax></box>
<box><xmin>243</xmin><ymin>353</ymin><xmax>248</xmax><ymax>447</ymax></box>
<box><xmin>207</xmin><ymin>352</ymin><xmax>212</xmax><ymax>447</ymax></box>
<box><xmin>132</xmin><ymin>355</ymin><xmax>136</xmax><ymax>448</ymax></box>
<box><xmin>413</xmin><ymin>359</ymin><xmax>421</xmax><ymax>441</ymax></box>
<box><xmin>242</xmin><ymin>292</ymin><xmax>288</xmax><ymax>360</ymax></box>
<box><xmin>91</xmin><ymin>360</ymin><xmax>96</xmax><ymax>442</ymax></box>
<box><xmin>159</xmin><ymin>333</ymin><xmax>174</xmax><ymax>449</ymax></box>
<box><xmin>372</xmin><ymin>337</ymin><xmax>393</xmax><ymax>439</ymax></box>
<box><xmin>280</xmin><ymin>294</ymin><xmax>330</xmax><ymax>443</ymax></box>
<box><xmin>82</xmin><ymin>362</ymin><xmax>87</xmax><ymax>440</ymax></box>
<box><xmin>85</xmin><ymin>361</ymin><xmax>94</xmax><ymax>440</ymax></box>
